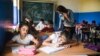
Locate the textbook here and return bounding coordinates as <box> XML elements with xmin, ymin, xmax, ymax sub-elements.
<box><xmin>39</xmin><ymin>46</ymin><xmax>65</xmax><ymax>54</ymax></box>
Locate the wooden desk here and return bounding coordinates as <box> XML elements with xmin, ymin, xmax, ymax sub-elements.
<box><xmin>4</xmin><ymin>43</ymin><xmax>100</xmax><ymax>56</ymax></box>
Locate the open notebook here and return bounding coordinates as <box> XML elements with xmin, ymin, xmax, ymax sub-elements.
<box><xmin>39</xmin><ymin>46</ymin><xmax>65</xmax><ymax>54</ymax></box>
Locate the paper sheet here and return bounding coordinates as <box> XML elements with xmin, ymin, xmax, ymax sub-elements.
<box><xmin>39</xmin><ymin>46</ymin><xmax>65</xmax><ymax>54</ymax></box>
<box><xmin>11</xmin><ymin>47</ymin><xmax>20</xmax><ymax>54</ymax></box>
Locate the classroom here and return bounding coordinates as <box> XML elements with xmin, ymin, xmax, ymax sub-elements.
<box><xmin>0</xmin><ymin>0</ymin><xmax>100</xmax><ymax>56</ymax></box>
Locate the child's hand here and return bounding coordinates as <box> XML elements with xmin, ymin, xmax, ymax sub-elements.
<box><xmin>50</xmin><ymin>43</ymin><xmax>59</xmax><ymax>47</ymax></box>
<box><xmin>64</xmin><ymin>44</ymin><xmax>71</xmax><ymax>48</ymax></box>
<box><xmin>19</xmin><ymin>44</ymin><xmax>28</xmax><ymax>47</ymax></box>
<box><xmin>58</xmin><ymin>38</ymin><xmax>63</xmax><ymax>45</ymax></box>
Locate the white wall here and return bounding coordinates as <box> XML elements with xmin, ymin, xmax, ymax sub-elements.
<box><xmin>57</xmin><ymin>0</ymin><xmax>80</xmax><ymax>12</ymax></box>
<box><xmin>79</xmin><ymin>0</ymin><xmax>100</xmax><ymax>12</ymax></box>
<box><xmin>57</xmin><ymin>0</ymin><xmax>100</xmax><ymax>12</ymax></box>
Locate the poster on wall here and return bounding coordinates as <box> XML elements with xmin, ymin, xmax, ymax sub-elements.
<box><xmin>22</xmin><ymin>1</ymin><xmax>55</xmax><ymax>23</ymax></box>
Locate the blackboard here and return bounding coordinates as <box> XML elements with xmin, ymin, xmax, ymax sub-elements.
<box><xmin>22</xmin><ymin>1</ymin><xmax>54</xmax><ymax>23</ymax></box>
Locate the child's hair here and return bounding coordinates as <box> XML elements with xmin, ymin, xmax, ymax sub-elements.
<box><xmin>19</xmin><ymin>23</ymin><xmax>29</xmax><ymax>29</ymax></box>
<box><xmin>40</xmin><ymin>18</ymin><xmax>45</xmax><ymax>24</ymax></box>
<box><xmin>40</xmin><ymin>18</ymin><xmax>44</xmax><ymax>22</ymax></box>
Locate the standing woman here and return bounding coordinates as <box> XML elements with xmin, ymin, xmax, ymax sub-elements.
<box><xmin>55</xmin><ymin>5</ymin><xmax>75</xmax><ymax>40</ymax></box>
<box><xmin>54</xmin><ymin>6</ymin><xmax>65</xmax><ymax>31</ymax></box>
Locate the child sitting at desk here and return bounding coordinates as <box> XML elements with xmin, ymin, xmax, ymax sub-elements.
<box><xmin>7</xmin><ymin>23</ymin><xmax>39</xmax><ymax>48</ymax></box>
<box><xmin>35</xmin><ymin>19</ymin><xmax>46</xmax><ymax>32</ymax></box>
<box><xmin>42</xmin><ymin>31</ymin><xmax>68</xmax><ymax>47</ymax></box>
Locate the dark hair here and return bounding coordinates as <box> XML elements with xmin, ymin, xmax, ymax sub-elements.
<box><xmin>40</xmin><ymin>18</ymin><xmax>45</xmax><ymax>24</ymax></box>
<box><xmin>82</xmin><ymin>20</ymin><xmax>87</xmax><ymax>24</ymax></box>
<box><xmin>40</xmin><ymin>18</ymin><xmax>44</xmax><ymax>21</ymax></box>
<box><xmin>19</xmin><ymin>23</ymin><xmax>29</xmax><ymax>29</ymax></box>
<box><xmin>57</xmin><ymin>5</ymin><xmax>68</xmax><ymax>13</ymax></box>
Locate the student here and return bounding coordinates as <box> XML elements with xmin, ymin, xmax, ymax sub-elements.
<box><xmin>81</xmin><ymin>21</ymin><xmax>90</xmax><ymax>42</ymax></box>
<box><xmin>7</xmin><ymin>23</ymin><xmax>39</xmax><ymax>48</ymax></box>
<box><xmin>42</xmin><ymin>31</ymin><xmax>67</xmax><ymax>47</ymax></box>
<box><xmin>90</xmin><ymin>20</ymin><xmax>97</xmax><ymax>44</ymax></box>
<box><xmin>90</xmin><ymin>20</ymin><xmax>97</xmax><ymax>33</ymax></box>
<box><xmin>91</xmin><ymin>20</ymin><xmax>97</xmax><ymax>28</ymax></box>
<box><xmin>41</xmin><ymin>20</ymin><xmax>54</xmax><ymax>32</ymax></box>
<box><xmin>21</xmin><ymin>17</ymin><xmax>39</xmax><ymax>36</ymax></box>
<box><xmin>35</xmin><ymin>19</ymin><xmax>45</xmax><ymax>32</ymax></box>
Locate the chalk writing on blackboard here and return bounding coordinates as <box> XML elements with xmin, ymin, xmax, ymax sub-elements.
<box><xmin>23</xmin><ymin>1</ymin><xmax>54</xmax><ymax>23</ymax></box>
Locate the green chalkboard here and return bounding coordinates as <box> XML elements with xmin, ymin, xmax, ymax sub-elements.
<box><xmin>22</xmin><ymin>1</ymin><xmax>54</xmax><ymax>23</ymax></box>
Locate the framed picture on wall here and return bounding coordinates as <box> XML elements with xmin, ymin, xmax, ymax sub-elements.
<box><xmin>22</xmin><ymin>1</ymin><xmax>55</xmax><ymax>24</ymax></box>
